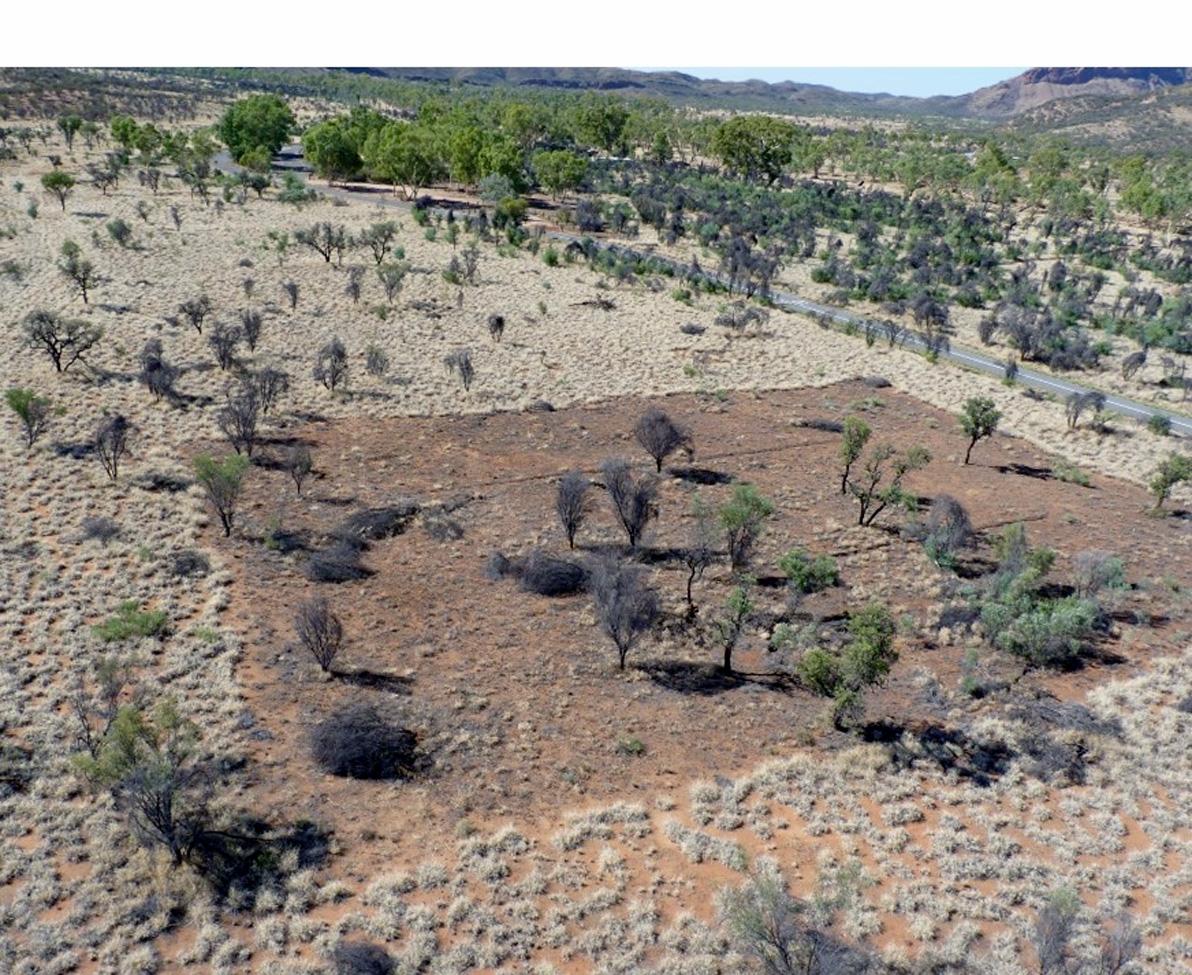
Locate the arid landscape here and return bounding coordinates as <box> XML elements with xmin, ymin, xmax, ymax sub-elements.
<box><xmin>0</xmin><ymin>60</ymin><xmax>1190</xmax><ymax>975</ymax></box>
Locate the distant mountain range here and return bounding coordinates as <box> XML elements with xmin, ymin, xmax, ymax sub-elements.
<box><xmin>341</xmin><ymin>66</ymin><xmax>1192</xmax><ymax>122</ymax></box>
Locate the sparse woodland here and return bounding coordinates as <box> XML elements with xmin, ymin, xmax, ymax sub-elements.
<box><xmin>0</xmin><ymin>74</ymin><xmax>1189</xmax><ymax>975</ymax></box>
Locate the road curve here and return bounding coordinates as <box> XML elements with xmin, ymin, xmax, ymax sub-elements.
<box><xmin>216</xmin><ymin>148</ymin><xmax>1191</xmax><ymax>437</ymax></box>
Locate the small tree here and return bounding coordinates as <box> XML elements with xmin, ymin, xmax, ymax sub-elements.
<box><xmin>1033</xmin><ymin>888</ymin><xmax>1080</xmax><ymax>975</ymax></box>
<box><xmin>286</xmin><ymin>444</ymin><xmax>313</xmax><ymax>496</ymax></box>
<box><xmin>58</xmin><ymin>241</ymin><xmax>98</xmax><ymax>303</ymax></box>
<box><xmin>1150</xmin><ymin>453</ymin><xmax>1191</xmax><ymax>511</ymax></box>
<box><xmin>443</xmin><ymin>348</ymin><xmax>474</xmax><ymax>391</ymax></box>
<box><xmin>194</xmin><ymin>454</ymin><xmax>250</xmax><ymax>537</ymax></box>
<box><xmin>798</xmin><ymin>602</ymin><xmax>897</xmax><ymax>729</ymax></box>
<box><xmin>57</xmin><ymin>114</ymin><xmax>83</xmax><ymax>150</ymax></box>
<box><xmin>252</xmin><ymin>366</ymin><xmax>290</xmax><ymax>415</ymax></box>
<box><xmin>376</xmin><ymin>261</ymin><xmax>408</xmax><ymax>304</ymax></box>
<box><xmin>838</xmin><ymin>416</ymin><xmax>871</xmax><ymax>495</ymax></box>
<box><xmin>207</xmin><ymin>322</ymin><xmax>242</xmax><ymax>371</ymax></box>
<box><xmin>24</xmin><ymin>309</ymin><xmax>102</xmax><ymax>371</ymax></box>
<box><xmin>239</xmin><ymin>309</ymin><xmax>264</xmax><ymax>352</ymax></box>
<box><xmin>282</xmin><ymin>280</ymin><xmax>300</xmax><ymax>310</ymax></box>
<box><xmin>634</xmin><ymin>408</ymin><xmax>692</xmax><ymax>472</ymax></box>
<box><xmin>486</xmin><ymin>314</ymin><xmax>506</xmax><ymax>342</ymax></box>
<box><xmin>555</xmin><ymin>471</ymin><xmax>590</xmax><ymax>549</ymax></box>
<box><xmin>360</xmin><ymin>221</ymin><xmax>399</xmax><ymax>264</ymax></box>
<box><xmin>847</xmin><ymin>444</ymin><xmax>931</xmax><ymax>527</ymax></box>
<box><xmin>590</xmin><ymin>559</ymin><xmax>659</xmax><ymax>670</ymax></box>
<box><xmin>959</xmin><ymin>396</ymin><xmax>1002</xmax><ymax>464</ymax></box>
<box><xmin>601</xmin><ymin>458</ymin><xmax>657</xmax><ymax>549</ymax></box>
<box><xmin>295</xmin><ymin>222</ymin><xmax>348</xmax><ymax>264</ymax></box>
<box><xmin>73</xmin><ymin>699</ymin><xmax>209</xmax><ymax>866</ymax></box>
<box><xmin>139</xmin><ymin>340</ymin><xmax>180</xmax><ymax>402</ymax></box>
<box><xmin>95</xmin><ymin>413</ymin><xmax>132</xmax><ymax>481</ymax></box>
<box><xmin>6</xmin><ymin>388</ymin><xmax>51</xmax><ymax>448</ymax></box>
<box><xmin>179</xmin><ymin>296</ymin><xmax>213</xmax><ymax>334</ymax></box>
<box><xmin>216</xmin><ymin>388</ymin><xmax>260</xmax><ymax>457</ymax></box>
<box><xmin>314</xmin><ymin>338</ymin><xmax>349</xmax><ymax>392</ymax></box>
<box><xmin>294</xmin><ymin>597</ymin><xmax>343</xmax><ymax>672</ymax></box>
<box><xmin>42</xmin><ymin>169</ymin><xmax>75</xmax><ymax>210</ymax></box>
<box><xmin>714</xmin><ymin>582</ymin><xmax>755</xmax><ymax>673</ymax></box>
<box><xmin>922</xmin><ymin>495</ymin><xmax>972</xmax><ymax>568</ymax></box>
<box><xmin>682</xmin><ymin>494</ymin><xmax>717</xmax><ymax>614</ymax></box>
<box><xmin>720</xmin><ymin>483</ymin><xmax>774</xmax><ymax>571</ymax></box>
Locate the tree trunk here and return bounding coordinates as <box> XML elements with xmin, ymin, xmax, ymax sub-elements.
<box><xmin>964</xmin><ymin>439</ymin><xmax>975</xmax><ymax>465</ymax></box>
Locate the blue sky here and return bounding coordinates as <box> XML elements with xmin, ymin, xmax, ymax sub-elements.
<box><xmin>639</xmin><ymin>68</ymin><xmax>1025</xmax><ymax>98</ymax></box>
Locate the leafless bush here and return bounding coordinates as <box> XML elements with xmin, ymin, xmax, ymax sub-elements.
<box><xmin>1072</xmin><ymin>550</ymin><xmax>1125</xmax><ymax>598</ymax></box>
<box><xmin>207</xmin><ymin>322</ymin><xmax>242</xmax><ymax>371</ymax></box>
<box><xmin>282</xmin><ymin>280</ymin><xmax>299</xmax><ymax>310</ymax></box>
<box><xmin>95</xmin><ymin>414</ymin><xmax>132</xmax><ymax>481</ymax></box>
<box><xmin>311</xmin><ymin>705</ymin><xmax>416</xmax><ymax>780</ymax></box>
<box><xmin>170</xmin><ymin>550</ymin><xmax>209</xmax><ymax>577</ymax></box>
<box><xmin>294</xmin><ymin>597</ymin><xmax>343</xmax><ymax>672</ymax></box>
<box><xmin>239</xmin><ymin>309</ymin><xmax>264</xmax><ymax>351</ymax></box>
<box><xmin>306</xmin><ymin>543</ymin><xmax>370</xmax><ymax>583</ymax></box>
<box><xmin>1065</xmin><ymin>390</ymin><xmax>1106</xmax><ymax>431</ymax></box>
<box><xmin>179</xmin><ymin>295</ymin><xmax>212</xmax><ymax>334</ymax></box>
<box><xmin>556</xmin><ymin>471</ymin><xmax>590</xmax><ymax>549</ymax></box>
<box><xmin>601</xmin><ymin>458</ymin><xmax>657</xmax><ymax>549</ymax></box>
<box><xmin>922</xmin><ymin>495</ymin><xmax>971</xmax><ymax>566</ymax></box>
<box><xmin>216</xmin><ymin>388</ymin><xmax>260</xmax><ymax>457</ymax></box>
<box><xmin>487</xmin><ymin>314</ymin><xmax>505</xmax><ymax>342</ymax></box>
<box><xmin>444</xmin><ymin>348</ymin><xmax>474</xmax><ymax>391</ymax></box>
<box><xmin>286</xmin><ymin>445</ymin><xmax>313</xmax><ymax>495</ymax></box>
<box><xmin>345</xmin><ymin>265</ymin><xmax>364</xmax><ymax>303</ymax></box>
<box><xmin>1120</xmin><ymin>349</ymin><xmax>1146</xmax><ymax>380</ymax></box>
<box><xmin>589</xmin><ymin>558</ymin><xmax>659</xmax><ymax>668</ymax></box>
<box><xmin>314</xmin><ymin>338</ymin><xmax>349</xmax><ymax>392</ymax></box>
<box><xmin>251</xmin><ymin>366</ymin><xmax>290</xmax><ymax>414</ymax></box>
<box><xmin>139</xmin><ymin>339</ymin><xmax>179</xmax><ymax>401</ymax></box>
<box><xmin>81</xmin><ymin>516</ymin><xmax>121</xmax><ymax>545</ymax></box>
<box><xmin>364</xmin><ymin>344</ymin><xmax>389</xmax><ymax>377</ymax></box>
<box><xmin>332</xmin><ymin>503</ymin><xmax>419</xmax><ymax>547</ymax></box>
<box><xmin>634</xmin><ymin>408</ymin><xmax>693</xmax><ymax>472</ymax></box>
<box><xmin>518</xmin><ymin>549</ymin><xmax>587</xmax><ymax>596</ymax></box>
<box><xmin>332</xmin><ymin>941</ymin><xmax>395</xmax><ymax>975</ymax></box>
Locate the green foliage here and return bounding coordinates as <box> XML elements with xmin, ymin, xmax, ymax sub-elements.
<box><xmin>193</xmin><ymin>453</ymin><xmax>251</xmax><ymax>536</ymax></box>
<box><xmin>1053</xmin><ymin>461</ymin><xmax>1091</xmax><ymax>487</ymax></box>
<box><xmin>532</xmin><ymin>149</ymin><xmax>587</xmax><ymax>198</ymax></box>
<box><xmin>41</xmin><ymin>169</ymin><xmax>74</xmax><ymax>209</ymax></box>
<box><xmin>713</xmin><ymin>583</ymin><xmax>755</xmax><ymax>672</ymax></box>
<box><xmin>6</xmin><ymin>387</ymin><xmax>51</xmax><ymax>447</ymax></box>
<box><xmin>719</xmin><ymin>484</ymin><xmax>775</xmax><ymax>571</ymax></box>
<box><xmin>93</xmin><ymin>601</ymin><xmax>168</xmax><ymax>642</ymax></box>
<box><xmin>710</xmin><ymin>115</ymin><xmax>795</xmax><ymax>184</ymax></box>
<box><xmin>219</xmin><ymin>94</ymin><xmax>294</xmax><ymax>163</ymax></box>
<box><xmin>1147</xmin><ymin>414</ymin><xmax>1172</xmax><ymax>436</ymax></box>
<box><xmin>361</xmin><ymin>122</ymin><xmax>443</xmax><ymax>199</ymax></box>
<box><xmin>959</xmin><ymin>396</ymin><xmax>1002</xmax><ymax>464</ymax></box>
<box><xmin>797</xmin><ymin>603</ymin><xmax>897</xmax><ymax>728</ymax></box>
<box><xmin>978</xmin><ymin>523</ymin><xmax>1100</xmax><ymax>667</ymax></box>
<box><xmin>1150</xmin><ymin>452</ymin><xmax>1191</xmax><ymax>510</ymax></box>
<box><xmin>846</xmin><ymin>443</ymin><xmax>931</xmax><ymax>527</ymax></box>
<box><xmin>838</xmin><ymin>415</ymin><xmax>871</xmax><ymax>494</ymax></box>
<box><xmin>777</xmin><ymin>548</ymin><xmax>839</xmax><ymax>593</ymax></box>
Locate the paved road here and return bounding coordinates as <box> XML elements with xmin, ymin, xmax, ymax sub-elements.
<box><xmin>216</xmin><ymin>149</ymin><xmax>1191</xmax><ymax>437</ymax></box>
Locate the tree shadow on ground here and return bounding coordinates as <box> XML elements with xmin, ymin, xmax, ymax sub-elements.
<box><xmin>637</xmin><ymin>660</ymin><xmax>795</xmax><ymax>696</ymax></box>
<box><xmin>333</xmin><ymin>668</ymin><xmax>413</xmax><ymax>695</ymax></box>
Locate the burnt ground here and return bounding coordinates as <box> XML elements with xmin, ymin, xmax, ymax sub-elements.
<box><xmin>208</xmin><ymin>379</ymin><xmax>1191</xmax><ymax>873</ymax></box>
